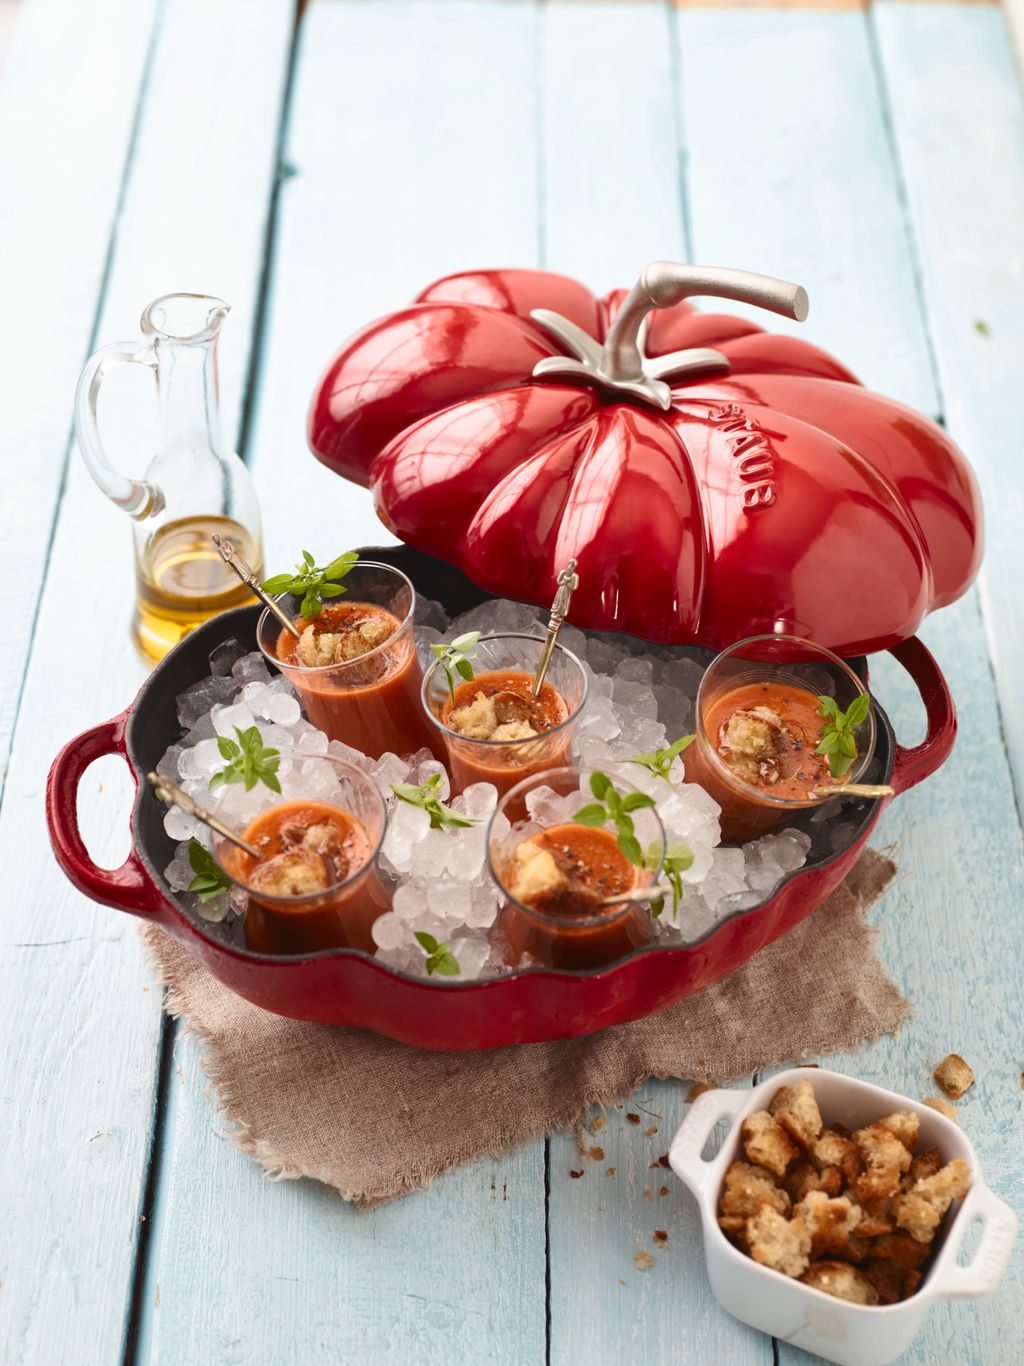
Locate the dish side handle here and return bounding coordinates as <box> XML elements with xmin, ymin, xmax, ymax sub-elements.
<box><xmin>888</xmin><ymin>636</ymin><xmax>957</xmax><ymax>795</ymax></box>
<box><xmin>667</xmin><ymin>1087</ymin><xmax>748</xmax><ymax>1199</ymax></box>
<box><xmin>46</xmin><ymin>710</ymin><xmax>166</xmax><ymax>918</ymax></box>
<box><xmin>931</xmin><ymin>1183</ymin><xmax>1019</xmax><ymax>1300</ymax></box>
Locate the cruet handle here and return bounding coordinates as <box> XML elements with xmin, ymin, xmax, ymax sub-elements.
<box><xmin>74</xmin><ymin>339</ymin><xmax>165</xmax><ymax>519</ymax></box>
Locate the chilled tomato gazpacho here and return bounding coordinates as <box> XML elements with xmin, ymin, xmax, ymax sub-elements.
<box><xmin>442</xmin><ymin>669</ymin><xmax>570</xmax><ymax>794</ymax></box>
<box><xmin>495</xmin><ymin>821</ymin><xmax>653</xmax><ymax>970</ymax></box>
<box><xmin>685</xmin><ymin>635</ymin><xmax>876</xmax><ymax>843</ymax></box>
<box><xmin>424</xmin><ymin>632</ymin><xmax>588</xmax><ymax>799</ymax></box>
<box><xmin>222</xmin><ymin>798</ymin><xmax>390</xmax><ymax>956</ymax></box>
<box><xmin>708</xmin><ymin>681</ymin><xmax>834</xmax><ymax>798</ymax></box>
<box><xmin>257</xmin><ymin>553</ymin><xmax>440</xmax><ymax>761</ymax></box>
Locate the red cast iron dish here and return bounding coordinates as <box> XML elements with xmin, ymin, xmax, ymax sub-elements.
<box><xmin>46</xmin><ymin>548</ymin><xmax>955</xmax><ymax>1052</ymax></box>
<box><xmin>309</xmin><ymin>262</ymin><xmax>982</xmax><ymax>656</ymax></box>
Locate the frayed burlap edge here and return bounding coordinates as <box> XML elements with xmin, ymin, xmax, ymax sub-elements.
<box><xmin>140</xmin><ymin>849</ymin><xmax>909</xmax><ymax>1208</ymax></box>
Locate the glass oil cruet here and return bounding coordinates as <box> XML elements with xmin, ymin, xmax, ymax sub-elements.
<box><xmin>74</xmin><ymin>292</ymin><xmax>263</xmax><ymax>661</ymax></box>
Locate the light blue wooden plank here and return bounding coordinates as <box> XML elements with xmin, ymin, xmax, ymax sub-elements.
<box><xmin>137</xmin><ymin>1030</ymin><xmax>545</xmax><ymax>1365</ymax></box>
<box><xmin>873</xmin><ymin>0</ymin><xmax>1024</xmax><ymax>813</ymax></box>
<box><xmin>548</xmin><ymin>1079</ymin><xmax>770</xmax><ymax>1366</ymax></box>
<box><xmin>0</xmin><ymin>0</ymin><xmax>158</xmax><ymax>795</ymax></box>
<box><xmin>669</xmin><ymin>7</ymin><xmax>1023</xmax><ymax>1363</ymax></box>
<box><xmin>673</xmin><ymin>6</ymin><xmax>940</xmax><ymax>418</ymax></box>
<box><xmin>540</xmin><ymin>0</ymin><xmax>686</xmax><ymax>292</ymax></box>
<box><xmin>776</xmin><ymin>596</ymin><xmax>1024</xmax><ymax>1366</ymax></box>
<box><xmin>250</xmin><ymin>0</ymin><xmax>544</xmax><ymax>566</ymax></box>
<box><xmin>778</xmin><ymin>10</ymin><xmax>1024</xmax><ymax>1361</ymax></box>
<box><xmin>137</xmin><ymin>5</ymin><xmax>548</xmax><ymax>1362</ymax></box>
<box><xmin>539</xmin><ymin>5</ymin><xmax>769</xmax><ymax>1361</ymax></box>
<box><xmin>0</xmin><ymin>4</ymin><xmax>294</xmax><ymax>1361</ymax></box>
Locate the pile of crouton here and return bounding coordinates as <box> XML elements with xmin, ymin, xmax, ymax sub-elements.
<box><xmin>717</xmin><ymin>1077</ymin><xmax>971</xmax><ymax>1305</ymax></box>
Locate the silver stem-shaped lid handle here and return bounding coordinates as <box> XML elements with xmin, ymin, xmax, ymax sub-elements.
<box><xmin>602</xmin><ymin>262</ymin><xmax>809</xmax><ymax>383</ymax></box>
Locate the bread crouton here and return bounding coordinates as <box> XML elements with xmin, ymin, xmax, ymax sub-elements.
<box><xmin>878</xmin><ymin>1110</ymin><xmax>920</xmax><ymax>1152</ymax></box>
<box><xmin>770</xmin><ymin>1079</ymin><xmax>824</xmax><ymax>1150</ymax></box>
<box><xmin>448</xmin><ymin>691</ymin><xmax>498</xmax><ymax>739</ymax></box>
<box><xmin>296</xmin><ymin>625</ymin><xmax>341</xmax><ymax>668</ymax></box>
<box><xmin>491</xmin><ymin>720</ymin><xmax>537</xmax><ymax>741</ymax></box>
<box><xmin>896</xmin><ymin>1159</ymin><xmax>971</xmax><ymax>1242</ymax></box>
<box><xmin>509</xmin><ymin>840</ymin><xmax>564</xmax><ymax>904</ymax></box>
<box><xmin>718</xmin><ymin>706</ymin><xmax>785</xmax><ymax>784</ymax></box>
<box><xmin>853</xmin><ymin>1122</ymin><xmax>912</xmax><ymax>1204</ymax></box>
<box><xmin>909</xmin><ymin>1146</ymin><xmax>943</xmax><ymax>1184</ymax></box>
<box><xmin>719</xmin><ymin>1161</ymin><xmax>791</xmax><ymax>1219</ymax></box>
<box><xmin>794</xmin><ymin>1191</ymin><xmax>864</xmax><ymax>1259</ymax></box>
<box><xmin>746</xmin><ymin>1207</ymin><xmax>811</xmax><ymax>1278</ymax></box>
<box><xmin>933</xmin><ymin>1054</ymin><xmax>974</xmax><ymax>1100</ymax></box>
<box><xmin>813</xmin><ymin>1130</ymin><xmax>862</xmax><ymax>1185</ymax></box>
<box><xmin>801</xmin><ymin>1259</ymin><xmax>879</xmax><ymax>1305</ymax></box>
<box><xmin>863</xmin><ymin>1259</ymin><xmax>905</xmax><ymax>1305</ymax></box>
<box><xmin>786</xmin><ymin>1160</ymin><xmax>844</xmax><ymax>1203</ymax></box>
<box><xmin>869</xmin><ymin>1233</ymin><xmax>932</xmax><ymax>1272</ymax></box>
<box><xmin>922</xmin><ymin>1096</ymin><xmax>958</xmax><ymax>1122</ymax></box>
<box><xmin>741</xmin><ymin>1111</ymin><xmax>799</xmax><ymax>1177</ymax></box>
<box><xmin>717</xmin><ymin>1214</ymin><xmax>747</xmax><ymax>1239</ymax></box>
<box><xmin>248</xmin><ymin>847</ymin><xmax>329</xmax><ymax>897</ymax></box>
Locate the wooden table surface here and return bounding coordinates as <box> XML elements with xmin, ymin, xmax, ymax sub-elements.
<box><xmin>1</xmin><ymin>1</ymin><xmax>1022</xmax><ymax>1361</ymax></box>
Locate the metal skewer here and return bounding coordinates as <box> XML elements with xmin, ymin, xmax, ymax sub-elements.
<box><xmin>532</xmin><ymin>558</ymin><xmax>579</xmax><ymax>698</ymax></box>
<box><xmin>211</xmin><ymin>533</ymin><xmax>302</xmax><ymax>639</ymax></box>
<box><xmin>598</xmin><ymin>884</ymin><xmax>661</xmax><ymax>909</ymax></box>
<box><xmin>146</xmin><ymin>771</ymin><xmax>263</xmax><ymax>859</ymax></box>
<box><xmin>809</xmin><ymin>782</ymin><xmax>895</xmax><ymax>800</ymax></box>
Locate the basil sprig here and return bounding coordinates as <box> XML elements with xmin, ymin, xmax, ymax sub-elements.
<box><xmin>262</xmin><ymin>549</ymin><xmax>359</xmax><ymax>621</ymax></box>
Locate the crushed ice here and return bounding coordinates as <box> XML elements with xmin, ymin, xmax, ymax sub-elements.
<box><xmin>158</xmin><ymin>596</ymin><xmax>821</xmax><ymax>979</ymax></box>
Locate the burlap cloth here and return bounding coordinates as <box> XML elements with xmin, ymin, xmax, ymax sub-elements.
<box><xmin>143</xmin><ymin>849</ymin><xmax>907</xmax><ymax>1208</ymax></box>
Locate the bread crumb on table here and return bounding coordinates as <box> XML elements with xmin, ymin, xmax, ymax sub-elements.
<box><xmin>933</xmin><ymin>1054</ymin><xmax>975</xmax><ymax>1100</ymax></box>
<box><xmin>922</xmin><ymin>1096</ymin><xmax>958</xmax><ymax>1123</ymax></box>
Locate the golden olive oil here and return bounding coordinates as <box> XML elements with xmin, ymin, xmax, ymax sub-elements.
<box><xmin>134</xmin><ymin>515</ymin><xmax>262</xmax><ymax>661</ymax></box>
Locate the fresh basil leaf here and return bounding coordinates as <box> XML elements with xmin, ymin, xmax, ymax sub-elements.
<box><xmin>817</xmin><ymin>695</ymin><xmax>841</xmax><ymax>719</ymax></box>
<box><xmin>617</xmin><ymin>830</ymin><xmax>643</xmax><ymax>866</ymax></box>
<box><xmin>261</xmin><ymin>573</ymin><xmax>295</xmax><ymax>594</ymax></box>
<box><xmin>431</xmin><ymin>950</ymin><xmax>461</xmax><ymax>978</ymax></box>
<box><xmin>846</xmin><ymin>692</ymin><xmax>871</xmax><ymax>727</ymax></box>
<box><xmin>573</xmin><ymin>803</ymin><xmax>608</xmax><ymax>827</ymax></box>
<box><xmin>414</xmin><ymin>931</ymin><xmax>439</xmax><ymax>953</ymax></box>
<box><xmin>621</xmin><ymin>791</ymin><xmax>656</xmax><ymax>813</ymax></box>
<box><xmin>589</xmin><ymin>771</ymin><xmax>612</xmax><ymax>800</ymax></box>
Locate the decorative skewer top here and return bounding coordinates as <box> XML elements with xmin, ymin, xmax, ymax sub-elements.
<box><xmin>146</xmin><ymin>770</ymin><xmax>262</xmax><ymax>859</ymax></box>
<box><xmin>532</xmin><ymin>559</ymin><xmax>579</xmax><ymax>698</ymax></box>
<box><xmin>212</xmin><ymin>533</ymin><xmax>302</xmax><ymax>639</ymax></box>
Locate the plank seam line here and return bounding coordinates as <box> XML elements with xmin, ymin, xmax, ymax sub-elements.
<box><xmin>119</xmin><ymin>8</ymin><xmax>305</xmax><ymax>1351</ymax></box>
<box><xmin>865</xmin><ymin>3</ymin><xmax>945</xmax><ymax>425</ymax></box>
<box><xmin>120</xmin><ymin>1011</ymin><xmax>177</xmax><ymax>1366</ymax></box>
<box><xmin>665</xmin><ymin>0</ymin><xmax>696</xmax><ymax>260</ymax></box>
<box><xmin>0</xmin><ymin>0</ymin><xmax>168</xmax><ymax>823</ymax></box>
<box><xmin>544</xmin><ymin>1135</ymin><xmax>552</xmax><ymax>1366</ymax></box>
<box><xmin>236</xmin><ymin>0</ymin><xmax>306</xmax><ymax>465</ymax></box>
<box><xmin>536</xmin><ymin>0</ymin><xmax>547</xmax><ymax>273</ymax></box>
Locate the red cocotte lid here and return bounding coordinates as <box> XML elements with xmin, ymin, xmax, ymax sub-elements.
<box><xmin>308</xmin><ymin>262</ymin><xmax>982</xmax><ymax>655</ymax></box>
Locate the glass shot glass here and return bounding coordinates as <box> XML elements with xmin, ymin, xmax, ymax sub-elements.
<box><xmin>210</xmin><ymin>755</ymin><xmax>391</xmax><ymax>956</ymax></box>
<box><xmin>257</xmin><ymin>560</ymin><xmax>440</xmax><ymax>761</ymax></box>
<box><xmin>422</xmin><ymin>632</ymin><xmax>589</xmax><ymax>799</ymax></box>
<box><xmin>486</xmin><ymin>766</ymin><xmax>665</xmax><ymax>971</ymax></box>
<box><xmin>682</xmin><ymin>634</ymin><xmax>877</xmax><ymax>843</ymax></box>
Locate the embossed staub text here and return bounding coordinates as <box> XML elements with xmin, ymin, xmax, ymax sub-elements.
<box><xmin>707</xmin><ymin>404</ymin><xmax>777</xmax><ymax>509</ymax></box>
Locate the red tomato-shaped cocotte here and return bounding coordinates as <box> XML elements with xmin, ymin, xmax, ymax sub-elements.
<box><xmin>308</xmin><ymin>263</ymin><xmax>982</xmax><ymax>654</ymax></box>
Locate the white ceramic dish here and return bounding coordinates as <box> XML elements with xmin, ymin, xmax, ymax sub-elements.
<box><xmin>668</xmin><ymin>1067</ymin><xmax>1017</xmax><ymax>1366</ymax></box>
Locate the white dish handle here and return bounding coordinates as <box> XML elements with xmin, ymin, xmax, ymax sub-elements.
<box><xmin>931</xmin><ymin>1183</ymin><xmax>1019</xmax><ymax>1300</ymax></box>
<box><xmin>668</xmin><ymin>1087</ymin><xmax>748</xmax><ymax>1198</ymax></box>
